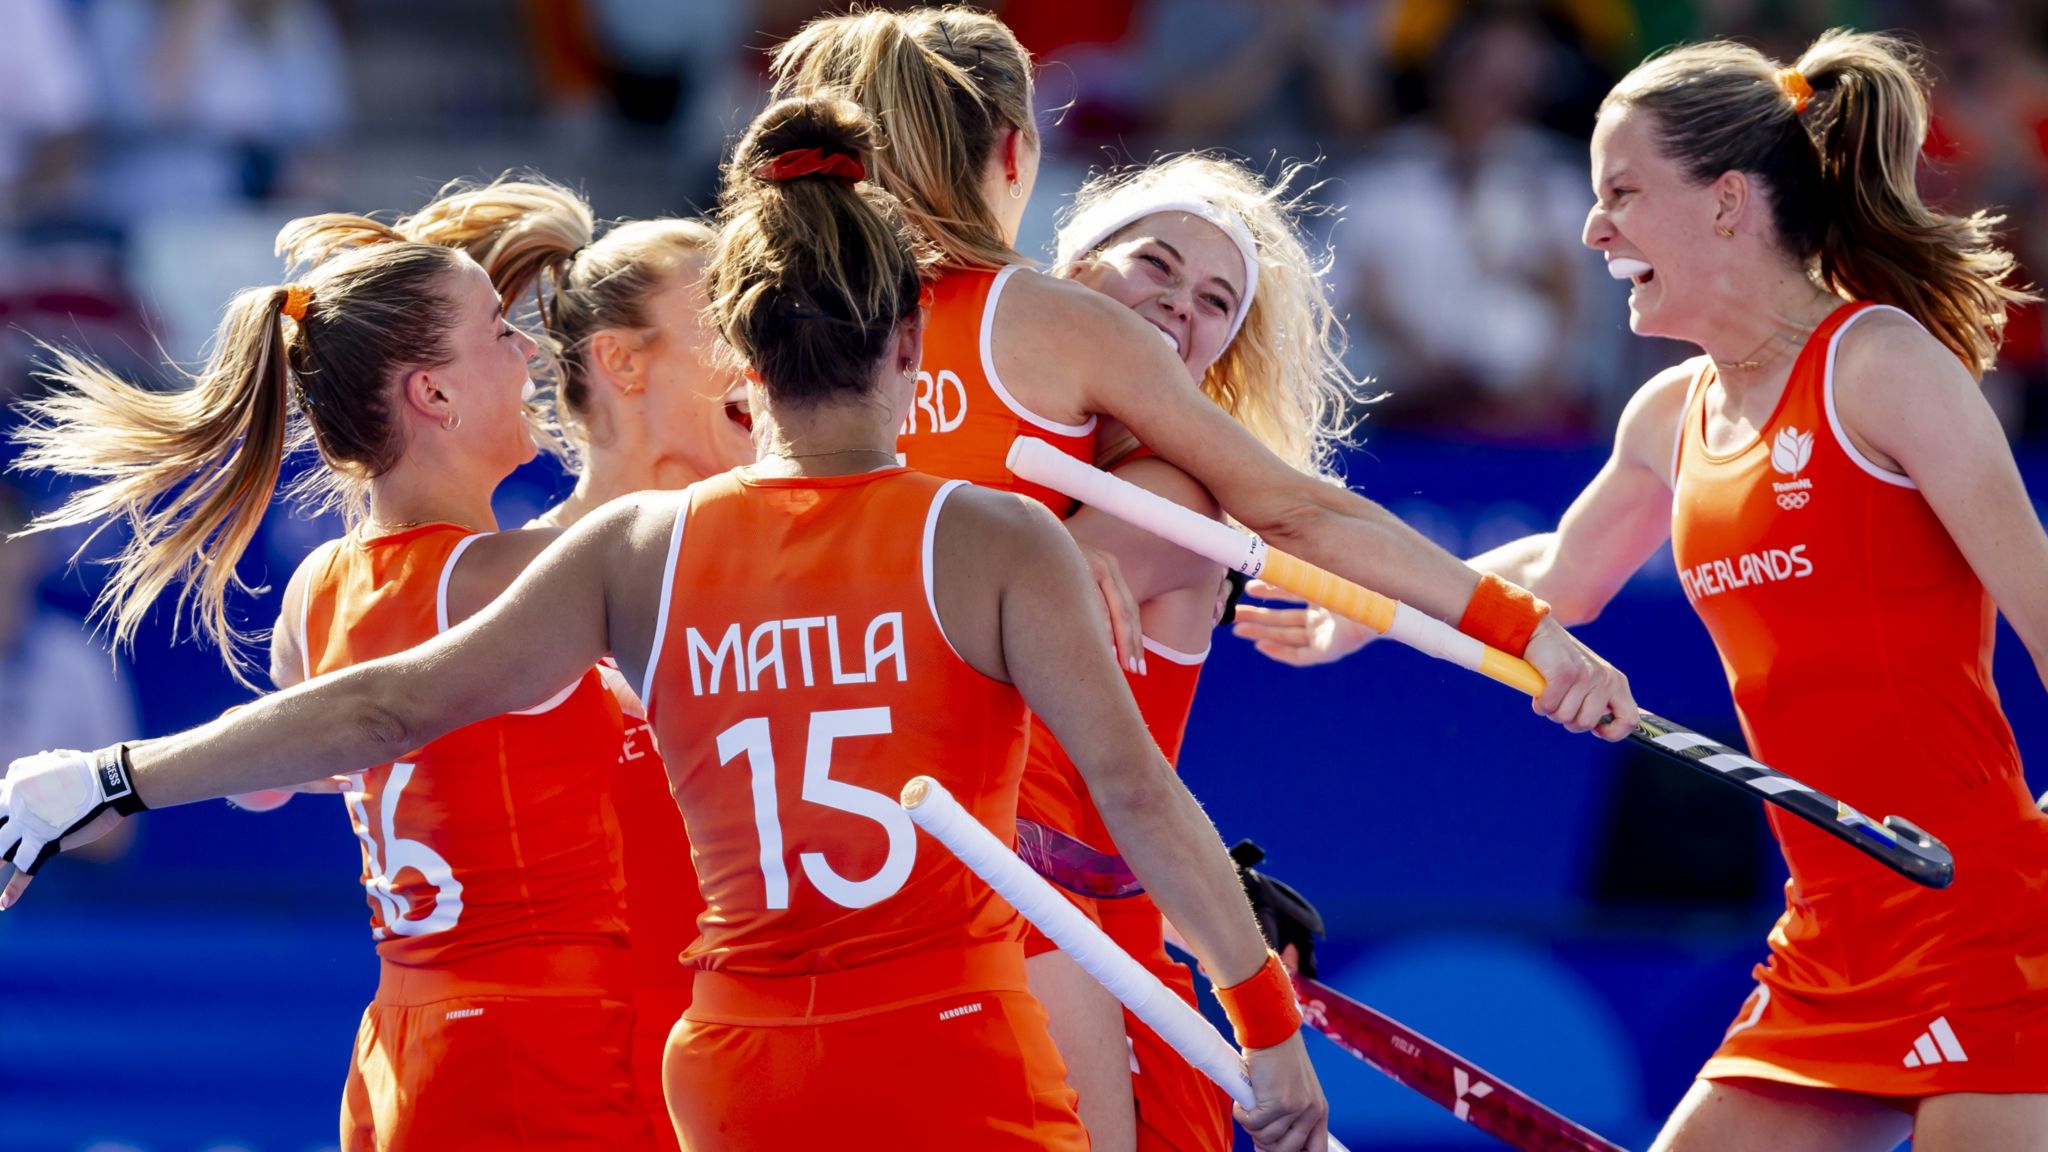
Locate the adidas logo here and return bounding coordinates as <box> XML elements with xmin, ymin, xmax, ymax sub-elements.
<box><xmin>1902</xmin><ymin>1016</ymin><xmax>1968</xmax><ymax>1068</ymax></box>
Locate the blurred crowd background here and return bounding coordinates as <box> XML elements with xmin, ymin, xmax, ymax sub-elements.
<box><xmin>0</xmin><ymin>1</ymin><xmax>2045</xmax><ymax>1150</ymax></box>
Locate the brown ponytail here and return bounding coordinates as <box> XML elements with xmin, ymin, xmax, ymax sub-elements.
<box><xmin>16</xmin><ymin>234</ymin><xmax>470</xmax><ymax>682</ymax></box>
<box><xmin>706</xmin><ymin>96</ymin><xmax>924</xmax><ymax>404</ymax></box>
<box><xmin>771</xmin><ymin>6</ymin><xmax>1035</xmax><ymax>272</ymax></box>
<box><xmin>1605</xmin><ymin>29</ymin><xmax>2033</xmax><ymax>378</ymax></box>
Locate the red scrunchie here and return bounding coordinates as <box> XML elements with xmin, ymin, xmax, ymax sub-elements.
<box><xmin>752</xmin><ymin>148</ymin><xmax>866</xmax><ymax>185</ymax></box>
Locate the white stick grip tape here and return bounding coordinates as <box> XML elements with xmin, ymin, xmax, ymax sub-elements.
<box><xmin>1006</xmin><ymin>438</ymin><xmax>1268</xmax><ymax>577</ymax></box>
<box><xmin>1384</xmin><ymin>603</ymin><xmax>1487</xmax><ymax>672</ymax></box>
<box><xmin>902</xmin><ymin>775</ymin><xmax>1256</xmax><ymax>1110</ymax></box>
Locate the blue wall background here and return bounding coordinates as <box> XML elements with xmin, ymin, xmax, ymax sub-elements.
<box><xmin>2</xmin><ymin>432</ymin><xmax>2043</xmax><ymax>1152</ymax></box>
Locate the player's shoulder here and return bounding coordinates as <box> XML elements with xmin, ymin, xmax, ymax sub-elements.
<box><xmin>1614</xmin><ymin>357</ymin><xmax>1707</xmax><ymax>473</ymax></box>
<box><xmin>998</xmin><ymin>267</ymin><xmax>1149</xmax><ymax>342</ymax></box>
<box><xmin>939</xmin><ymin>480</ymin><xmax>1066</xmax><ymax>541</ymax></box>
<box><xmin>1832</xmin><ymin>305</ymin><xmax>1973</xmax><ymax>393</ymax></box>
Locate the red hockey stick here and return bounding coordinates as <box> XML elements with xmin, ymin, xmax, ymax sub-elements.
<box><xmin>1296</xmin><ymin>975</ymin><xmax>1626</xmax><ymax>1152</ymax></box>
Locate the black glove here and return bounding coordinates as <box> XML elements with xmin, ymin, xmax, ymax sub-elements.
<box><xmin>1230</xmin><ymin>839</ymin><xmax>1326</xmax><ymax>978</ymax></box>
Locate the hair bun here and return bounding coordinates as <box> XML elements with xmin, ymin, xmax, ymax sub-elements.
<box><xmin>742</xmin><ymin>96</ymin><xmax>877</xmax><ymax>186</ymax></box>
<box><xmin>753</xmin><ymin>147</ymin><xmax>867</xmax><ymax>185</ymax></box>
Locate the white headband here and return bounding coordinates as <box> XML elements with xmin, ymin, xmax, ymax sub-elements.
<box><xmin>1057</xmin><ymin>193</ymin><xmax>1260</xmax><ymax>349</ymax></box>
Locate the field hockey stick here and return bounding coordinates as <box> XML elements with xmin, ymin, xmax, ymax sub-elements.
<box><xmin>1007</xmin><ymin>824</ymin><xmax>1619</xmax><ymax>1152</ymax></box>
<box><xmin>901</xmin><ymin>777</ymin><xmax>1352</xmax><ymax>1152</ymax></box>
<box><xmin>1017</xmin><ymin>816</ymin><xmax>1146</xmax><ymax>899</ymax></box>
<box><xmin>1007</xmin><ymin>437</ymin><xmax>1955</xmax><ymax>890</ymax></box>
<box><xmin>1295</xmin><ymin>975</ymin><xmax>1625</xmax><ymax>1152</ymax></box>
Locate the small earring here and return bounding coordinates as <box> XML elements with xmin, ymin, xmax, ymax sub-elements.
<box><xmin>442</xmin><ymin>412</ymin><xmax>461</xmax><ymax>431</ymax></box>
<box><xmin>1008</xmin><ymin>178</ymin><xmax>1023</xmax><ymax>200</ymax></box>
<box><xmin>1716</xmin><ymin>225</ymin><xmax>1735</xmax><ymax>238</ymax></box>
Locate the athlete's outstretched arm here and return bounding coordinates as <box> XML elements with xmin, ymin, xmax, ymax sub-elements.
<box><xmin>1236</xmin><ymin>363</ymin><xmax>1694</xmax><ymax>666</ymax></box>
<box><xmin>1467</xmin><ymin>361</ymin><xmax>1694</xmax><ymax>623</ymax></box>
<box><xmin>118</xmin><ymin>496</ymin><xmax>666</xmax><ymax>807</ymax></box>
<box><xmin>998</xmin><ymin>276</ymin><xmax>1634</xmax><ymax>737</ymax></box>
<box><xmin>1836</xmin><ymin>316</ymin><xmax>2048</xmax><ymax>688</ymax></box>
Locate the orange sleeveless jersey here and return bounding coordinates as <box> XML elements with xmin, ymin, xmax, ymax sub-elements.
<box><xmin>300</xmin><ymin>524</ymin><xmax>630</xmax><ymax>967</ymax></box>
<box><xmin>1670</xmin><ymin>303</ymin><xmax>2026</xmax><ymax>890</ymax></box>
<box><xmin>1020</xmin><ymin>637</ymin><xmax>1207</xmax><ymax>852</ymax></box>
<box><xmin>644</xmin><ymin>468</ymin><xmax>1032</xmax><ymax>978</ymax></box>
<box><xmin>898</xmin><ymin>266</ymin><xmax>1097</xmax><ymax>514</ymax></box>
<box><xmin>1019</xmin><ymin>630</ymin><xmax>1230</xmax><ymax>1152</ymax></box>
<box><xmin>598</xmin><ymin>664</ymin><xmax>703</xmax><ymax>993</ymax></box>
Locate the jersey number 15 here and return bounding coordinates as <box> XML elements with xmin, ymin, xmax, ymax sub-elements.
<box><xmin>718</xmin><ymin>706</ymin><xmax>916</xmax><ymax>911</ymax></box>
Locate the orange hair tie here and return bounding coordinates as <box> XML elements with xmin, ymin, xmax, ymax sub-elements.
<box><xmin>281</xmin><ymin>283</ymin><xmax>314</xmax><ymax>323</ymax></box>
<box><xmin>1776</xmin><ymin>67</ymin><xmax>1813</xmax><ymax>115</ymax></box>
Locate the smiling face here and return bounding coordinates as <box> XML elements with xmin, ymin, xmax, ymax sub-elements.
<box><xmin>433</xmin><ymin>258</ymin><xmax>542</xmax><ymax>474</ymax></box>
<box><xmin>629</xmin><ymin>264</ymin><xmax>757</xmax><ymax>475</ymax></box>
<box><xmin>1584</xmin><ymin>105</ymin><xmax>1729</xmax><ymax>343</ymax></box>
<box><xmin>1065</xmin><ymin>212</ymin><xmax>1247</xmax><ymax>380</ymax></box>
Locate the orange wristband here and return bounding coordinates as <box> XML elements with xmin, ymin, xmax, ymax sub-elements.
<box><xmin>1215</xmin><ymin>950</ymin><xmax>1302</xmax><ymax>1050</ymax></box>
<box><xmin>1458</xmin><ymin>572</ymin><xmax>1550</xmax><ymax>657</ymax></box>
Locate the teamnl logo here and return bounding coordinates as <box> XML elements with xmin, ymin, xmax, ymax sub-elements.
<box><xmin>1771</xmin><ymin>427</ymin><xmax>1814</xmax><ymax>509</ymax></box>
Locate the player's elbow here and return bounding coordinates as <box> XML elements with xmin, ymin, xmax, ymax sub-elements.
<box><xmin>1241</xmin><ymin>490</ymin><xmax>1340</xmax><ymax>554</ymax></box>
<box><xmin>1082</xmin><ymin>751</ymin><xmax>1180</xmax><ymax>829</ymax></box>
<box><xmin>339</xmin><ymin>672</ymin><xmax>430</xmax><ymax>761</ymax></box>
<box><xmin>352</xmin><ymin>694</ymin><xmax>419</xmax><ymax>761</ymax></box>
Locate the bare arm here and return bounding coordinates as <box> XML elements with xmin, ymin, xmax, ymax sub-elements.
<box><xmin>1001</xmin><ymin>276</ymin><xmax>1638</xmax><ymax>736</ymax></box>
<box><xmin>125</xmin><ymin>496</ymin><xmax>674</xmax><ymax>807</ymax></box>
<box><xmin>935</xmin><ymin>489</ymin><xmax>1270</xmax><ymax>984</ymax></box>
<box><xmin>980</xmin><ymin>501</ymin><xmax>1328</xmax><ymax>1145</ymax></box>
<box><xmin>1837</xmin><ymin>316</ymin><xmax>2048</xmax><ymax>686</ymax></box>
<box><xmin>1024</xmin><ymin>282</ymin><xmax>1490</xmax><ymax>621</ymax></box>
<box><xmin>445</xmin><ymin>527</ymin><xmax>564</xmax><ymax>626</ymax></box>
<box><xmin>1468</xmin><ymin>361</ymin><xmax>1696</xmax><ymax>624</ymax></box>
<box><xmin>1063</xmin><ymin>457</ymin><xmax>1224</xmax><ymax>606</ymax></box>
<box><xmin>1239</xmin><ymin>363</ymin><xmax>1695</xmax><ymax>665</ymax></box>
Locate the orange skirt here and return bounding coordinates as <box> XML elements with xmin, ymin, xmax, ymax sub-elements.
<box><xmin>1702</xmin><ymin>778</ymin><xmax>2048</xmax><ymax>1097</ymax></box>
<box><xmin>341</xmin><ymin>944</ymin><xmax>658</xmax><ymax>1151</ymax></box>
<box><xmin>664</xmin><ymin>943</ymin><xmax>1087</xmax><ymax>1150</ymax></box>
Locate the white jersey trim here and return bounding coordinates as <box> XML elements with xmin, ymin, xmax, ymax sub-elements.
<box><xmin>1140</xmin><ymin>635</ymin><xmax>1209</xmax><ymax>665</ymax></box>
<box><xmin>640</xmin><ymin>487</ymin><xmax>694</xmax><ymax>711</ymax></box>
<box><xmin>435</xmin><ymin>533</ymin><xmax>483</xmax><ymax>635</ymax></box>
<box><xmin>439</xmin><ymin>531</ymin><xmax>578</xmax><ymax>716</ymax></box>
<box><xmin>1670</xmin><ymin>356</ymin><xmax>1712</xmax><ymax>489</ymax></box>
<box><xmin>981</xmin><ymin>265</ymin><xmax>1099</xmax><ymax>438</ymax></box>
<box><xmin>1822</xmin><ymin>304</ymin><xmax>1919</xmax><ymax>489</ymax></box>
<box><xmin>296</xmin><ymin>539</ymin><xmax>340</xmax><ymax>684</ymax></box>
<box><xmin>923</xmin><ymin>480</ymin><xmax>970</xmax><ymax>662</ymax></box>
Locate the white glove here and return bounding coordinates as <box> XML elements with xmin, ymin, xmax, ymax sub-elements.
<box><xmin>0</xmin><ymin>746</ymin><xmax>146</xmax><ymax>909</ymax></box>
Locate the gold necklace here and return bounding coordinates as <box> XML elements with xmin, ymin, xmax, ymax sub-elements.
<box><xmin>364</xmin><ymin>517</ymin><xmax>473</xmax><ymax>535</ymax></box>
<box><xmin>767</xmin><ymin>447</ymin><xmax>899</xmax><ymax>463</ymax></box>
<box><xmin>1714</xmin><ymin>299</ymin><xmax>1839</xmax><ymax>375</ymax></box>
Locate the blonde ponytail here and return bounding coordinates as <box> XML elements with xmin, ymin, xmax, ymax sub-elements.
<box><xmin>772</xmin><ymin>6</ymin><xmax>1035</xmax><ymax>271</ymax></box>
<box><xmin>16</xmin><ymin>235</ymin><xmax>471</xmax><ymax>681</ymax></box>
<box><xmin>17</xmin><ymin>288</ymin><xmax>299</xmax><ymax>673</ymax></box>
